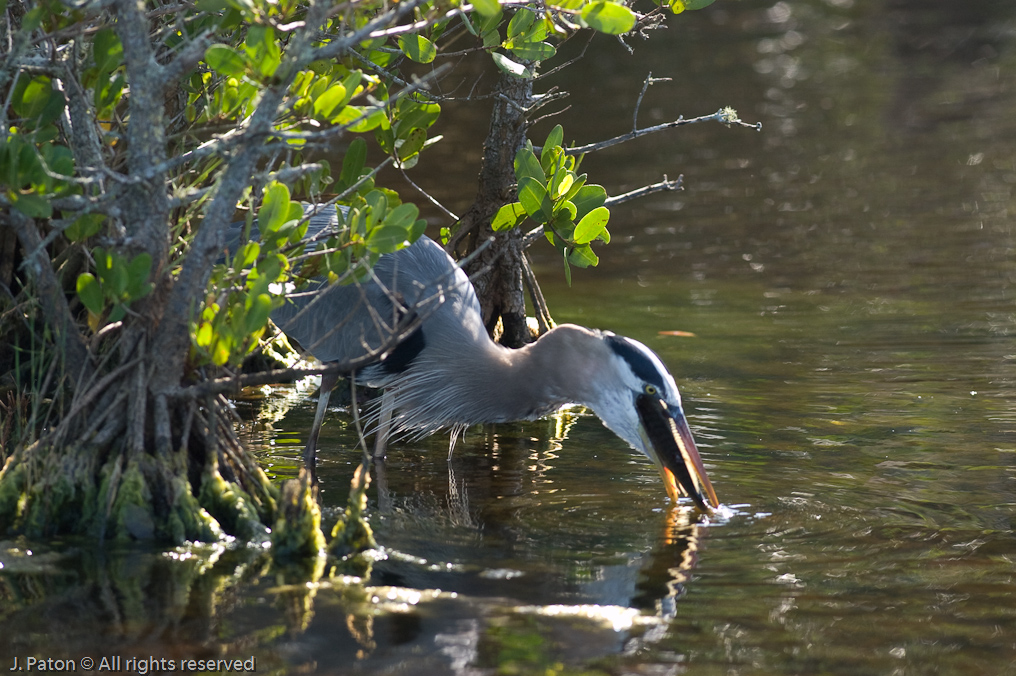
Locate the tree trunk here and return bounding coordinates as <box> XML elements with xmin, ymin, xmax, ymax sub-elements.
<box><xmin>454</xmin><ymin>71</ymin><xmax>534</xmax><ymax>349</ymax></box>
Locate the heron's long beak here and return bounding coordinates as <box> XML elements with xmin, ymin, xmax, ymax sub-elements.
<box><xmin>636</xmin><ymin>394</ymin><xmax>719</xmax><ymax>512</ymax></box>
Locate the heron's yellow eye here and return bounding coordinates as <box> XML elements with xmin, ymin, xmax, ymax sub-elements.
<box><xmin>644</xmin><ymin>384</ymin><xmax>657</xmax><ymax>395</ymax></box>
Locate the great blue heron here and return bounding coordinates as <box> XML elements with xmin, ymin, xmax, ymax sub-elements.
<box><xmin>267</xmin><ymin>216</ymin><xmax>720</xmax><ymax>511</ymax></box>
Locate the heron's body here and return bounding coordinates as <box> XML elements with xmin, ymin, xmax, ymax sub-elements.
<box><xmin>269</xmin><ymin>217</ymin><xmax>718</xmax><ymax>510</ymax></box>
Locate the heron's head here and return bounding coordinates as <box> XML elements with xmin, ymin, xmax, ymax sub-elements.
<box><xmin>569</xmin><ymin>329</ymin><xmax>720</xmax><ymax>511</ymax></box>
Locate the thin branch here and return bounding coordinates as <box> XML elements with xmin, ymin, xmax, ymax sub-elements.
<box><xmin>604</xmin><ymin>174</ymin><xmax>683</xmax><ymax>207</ymax></box>
<box><xmin>522</xmin><ymin>252</ymin><xmax>554</xmax><ymax>335</ymax></box>
<box><xmin>400</xmin><ymin>167</ymin><xmax>458</xmax><ymax>222</ymax></box>
<box><xmin>564</xmin><ymin>108</ymin><xmax>762</xmax><ymax>156</ymax></box>
<box><xmin>535</xmin><ymin>31</ymin><xmax>594</xmax><ymax>81</ymax></box>
<box><xmin>633</xmin><ymin>72</ymin><xmax>670</xmax><ymax>131</ymax></box>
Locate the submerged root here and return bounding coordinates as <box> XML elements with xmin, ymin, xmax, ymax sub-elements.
<box><xmin>328</xmin><ymin>462</ymin><xmax>377</xmax><ymax>559</ymax></box>
<box><xmin>271</xmin><ymin>468</ymin><xmax>325</xmax><ymax>561</ymax></box>
<box><xmin>0</xmin><ymin>354</ymin><xmax>278</xmax><ymax>544</ymax></box>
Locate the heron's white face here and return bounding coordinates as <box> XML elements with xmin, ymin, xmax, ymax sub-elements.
<box><xmin>587</xmin><ymin>334</ymin><xmax>718</xmax><ymax>511</ymax></box>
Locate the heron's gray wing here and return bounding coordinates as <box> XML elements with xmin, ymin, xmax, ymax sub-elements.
<box><xmin>222</xmin><ymin>206</ymin><xmax>471</xmax><ymax>374</ymax></box>
<box><xmin>271</xmin><ymin>235</ymin><xmax>472</xmax><ymax>373</ymax></box>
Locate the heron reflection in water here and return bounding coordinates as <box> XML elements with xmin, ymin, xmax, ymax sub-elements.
<box><xmin>268</xmin><ymin>215</ymin><xmax>719</xmax><ymax>511</ymax></box>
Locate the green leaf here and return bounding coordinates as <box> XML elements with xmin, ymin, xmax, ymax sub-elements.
<box><xmin>509</xmin><ymin>40</ymin><xmax>556</xmax><ymax>61</ymax></box>
<box><xmin>11</xmin><ymin>193</ymin><xmax>52</xmax><ymax>218</ymax></box>
<box><xmin>409</xmin><ymin>218</ymin><xmax>427</xmax><ymax>242</ymax></box>
<box><xmin>397</xmin><ymin>127</ymin><xmax>427</xmax><ymax>162</ymax></box>
<box><xmin>375</xmin><ymin>126</ymin><xmax>395</xmax><ymax>155</ymax></box>
<box><xmin>518</xmin><ymin>177</ymin><xmax>553</xmax><ymax>223</ymax></box>
<box><xmin>674</xmin><ymin>0</ymin><xmax>717</xmax><ymax>10</ymax></box>
<box><xmin>92</xmin><ymin>28</ymin><xmax>123</xmax><ymax>75</ymax></box>
<box><xmin>205</xmin><ymin>44</ymin><xmax>248</xmax><ymax>77</ymax></box>
<box><xmin>65</xmin><ymin>214</ymin><xmax>104</xmax><ymax>242</ymax></box>
<box><xmin>483</xmin><ymin>27</ymin><xmax>502</xmax><ymax>49</ymax></box>
<box><xmin>507</xmin><ymin>8</ymin><xmax>535</xmax><ymax>40</ymax></box>
<box><xmin>245</xmin><ymin>293</ymin><xmax>273</xmax><ymax>334</ymax></box>
<box><xmin>339</xmin><ymin>106</ymin><xmax>386</xmax><ymax>132</ymax></box>
<box><xmin>514</xmin><ymin>146</ymin><xmax>546</xmax><ymax>185</ymax></box>
<box><xmin>571</xmin><ymin>184</ymin><xmax>608</xmax><ymax>220</ymax></box>
<box><xmin>562</xmin><ymin>249</ymin><xmax>572</xmax><ymax>287</ymax></box>
<box><xmin>491</xmin><ymin>52</ymin><xmax>534</xmax><ymax>79</ymax></box>
<box><xmin>542</xmin><ymin>125</ymin><xmax>565</xmax><ymax>168</ymax></box>
<box><xmin>246</xmin><ymin>25</ymin><xmax>281</xmax><ymax>77</ymax></box>
<box><xmin>42</xmin><ymin>143</ymin><xmax>74</xmax><ymax>179</ymax></box>
<box><xmin>365</xmin><ymin>190</ymin><xmax>388</xmax><ymax>222</ymax></box>
<box><xmin>196</xmin><ymin>322</ymin><xmax>213</xmax><ymax>348</ymax></box>
<box><xmin>384</xmin><ymin>203</ymin><xmax>419</xmax><ymax>231</ymax></box>
<box><xmin>550</xmin><ymin>171</ymin><xmax>574</xmax><ymax>200</ymax></box>
<box><xmin>260</xmin><ymin>182</ymin><xmax>292</xmax><ymax>234</ymax></box>
<box><xmin>94</xmin><ymin>73</ymin><xmax>125</xmax><ymax>116</ymax></box>
<box><xmin>399</xmin><ymin>34</ymin><xmax>437</xmax><ymax>64</ymax></box>
<box><xmin>471</xmin><ymin>0</ymin><xmax>500</xmax><ymax>18</ymax></box>
<box><xmin>340</xmin><ymin>70</ymin><xmax>363</xmax><ymax>106</ymax></box>
<box><xmin>108</xmin><ymin>304</ymin><xmax>126</xmax><ymax>323</ymax></box>
<box><xmin>366</xmin><ymin>225</ymin><xmax>411</xmax><ymax>254</ymax></box>
<box><xmin>286</xmin><ymin>203</ymin><xmax>307</xmax><ymax>243</ymax></box>
<box><xmin>232</xmin><ymin>241</ymin><xmax>261</xmax><ymax>270</ymax></box>
<box><xmin>396</xmin><ymin>101</ymin><xmax>441</xmax><ymax>131</ymax></box>
<box><xmin>573</xmin><ymin>206</ymin><xmax>610</xmax><ymax>244</ymax></box>
<box><xmin>562</xmin><ymin>172</ymin><xmax>588</xmax><ymax>203</ymax></box>
<box><xmin>256</xmin><ymin>254</ymin><xmax>285</xmax><ymax>282</ymax></box>
<box><xmin>339</xmin><ymin>138</ymin><xmax>367</xmax><ymax>190</ymax></box>
<box><xmin>21</xmin><ymin>5</ymin><xmax>43</xmax><ymax>31</ymax></box>
<box><xmin>491</xmin><ymin>202</ymin><xmax>527</xmax><ymax>232</ymax></box>
<box><xmin>314</xmin><ymin>83</ymin><xmax>347</xmax><ymax>120</ymax></box>
<box><xmin>556</xmin><ymin>200</ymin><xmax>577</xmax><ymax>223</ymax></box>
<box><xmin>13</xmin><ymin>77</ymin><xmax>64</xmax><ymax>128</ymax></box>
<box><xmin>76</xmin><ymin>273</ymin><xmax>104</xmax><ymax>315</ymax></box>
<box><xmin>569</xmin><ymin>244</ymin><xmax>599</xmax><ymax>268</ymax></box>
<box><xmin>111</xmin><ymin>262</ymin><xmax>130</xmax><ymax>298</ymax></box>
<box><xmin>125</xmin><ymin>253</ymin><xmax>153</xmax><ymax>300</ymax></box>
<box><xmin>580</xmin><ymin>1</ymin><xmax>637</xmax><ymax>35</ymax></box>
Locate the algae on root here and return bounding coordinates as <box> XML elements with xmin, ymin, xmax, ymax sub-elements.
<box><xmin>271</xmin><ymin>469</ymin><xmax>325</xmax><ymax>561</ymax></box>
<box><xmin>199</xmin><ymin>468</ymin><xmax>270</xmax><ymax>543</ymax></box>
<box><xmin>329</xmin><ymin>462</ymin><xmax>377</xmax><ymax>558</ymax></box>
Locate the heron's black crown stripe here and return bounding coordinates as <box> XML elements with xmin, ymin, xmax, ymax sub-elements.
<box><xmin>604</xmin><ymin>334</ymin><xmax>667</xmax><ymax>391</ymax></box>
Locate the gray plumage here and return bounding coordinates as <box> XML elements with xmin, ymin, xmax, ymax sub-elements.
<box><xmin>264</xmin><ymin>211</ymin><xmax>719</xmax><ymax>510</ymax></box>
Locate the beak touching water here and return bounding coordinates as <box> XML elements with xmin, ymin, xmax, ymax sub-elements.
<box><xmin>636</xmin><ymin>394</ymin><xmax>719</xmax><ymax>512</ymax></box>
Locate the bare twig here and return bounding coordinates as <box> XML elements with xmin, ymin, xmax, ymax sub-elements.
<box><xmin>564</xmin><ymin>108</ymin><xmax>761</xmax><ymax>156</ymax></box>
<box><xmin>400</xmin><ymin>167</ymin><xmax>458</xmax><ymax>222</ymax></box>
<box><xmin>633</xmin><ymin>72</ymin><xmax>671</xmax><ymax>131</ymax></box>
<box><xmin>605</xmin><ymin>174</ymin><xmax>683</xmax><ymax>206</ymax></box>
<box><xmin>522</xmin><ymin>252</ymin><xmax>554</xmax><ymax>335</ymax></box>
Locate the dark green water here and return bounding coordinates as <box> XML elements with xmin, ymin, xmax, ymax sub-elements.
<box><xmin>4</xmin><ymin>1</ymin><xmax>1016</xmax><ymax>673</ymax></box>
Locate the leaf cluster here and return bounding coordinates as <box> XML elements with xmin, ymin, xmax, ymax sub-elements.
<box><xmin>492</xmin><ymin>125</ymin><xmax>609</xmax><ymax>284</ymax></box>
<box><xmin>1</xmin><ymin>0</ymin><xmax>716</xmax><ymax>378</ymax></box>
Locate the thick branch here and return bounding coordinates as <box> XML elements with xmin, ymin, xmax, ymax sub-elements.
<box><xmin>6</xmin><ymin>210</ymin><xmax>93</xmax><ymax>380</ymax></box>
<box><xmin>113</xmin><ymin>0</ymin><xmax>171</xmax><ymax>262</ymax></box>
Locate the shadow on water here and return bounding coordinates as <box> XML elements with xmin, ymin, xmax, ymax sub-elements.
<box><xmin>6</xmin><ymin>0</ymin><xmax>1016</xmax><ymax>673</ymax></box>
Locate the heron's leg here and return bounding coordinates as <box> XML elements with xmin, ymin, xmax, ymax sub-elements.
<box><xmin>374</xmin><ymin>456</ymin><xmax>392</xmax><ymax>513</ymax></box>
<box><xmin>373</xmin><ymin>389</ymin><xmax>394</xmax><ymax>459</ymax></box>
<box><xmin>305</xmin><ymin>371</ymin><xmax>338</xmax><ymax>486</ymax></box>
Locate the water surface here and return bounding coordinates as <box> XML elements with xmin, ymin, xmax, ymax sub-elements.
<box><xmin>4</xmin><ymin>1</ymin><xmax>1016</xmax><ymax>673</ymax></box>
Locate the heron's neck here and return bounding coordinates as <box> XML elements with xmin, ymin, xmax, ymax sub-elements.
<box><xmin>447</xmin><ymin>325</ymin><xmax>606</xmax><ymax>423</ymax></box>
